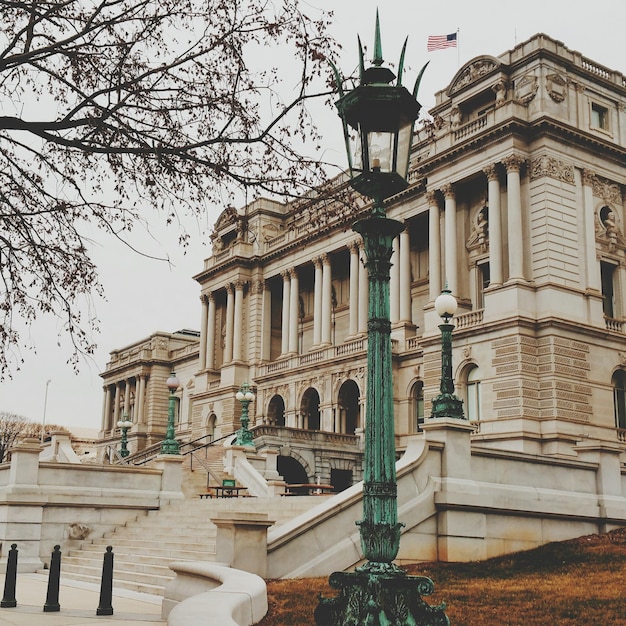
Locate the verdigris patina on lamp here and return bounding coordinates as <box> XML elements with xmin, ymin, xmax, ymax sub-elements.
<box><xmin>315</xmin><ymin>13</ymin><xmax>448</xmax><ymax>626</ymax></box>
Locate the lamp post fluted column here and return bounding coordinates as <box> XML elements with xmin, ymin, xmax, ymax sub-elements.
<box><xmin>160</xmin><ymin>372</ymin><xmax>180</xmax><ymax>455</ymax></box>
<box><xmin>234</xmin><ymin>383</ymin><xmax>255</xmax><ymax>447</ymax></box>
<box><xmin>117</xmin><ymin>413</ymin><xmax>132</xmax><ymax>458</ymax></box>
<box><xmin>431</xmin><ymin>288</ymin><xmax>465</xmax><ymax>420</ymax></box>
<box><xmin>353</xmin><ymin>209</ymin><xmax>404</xmax><ymax>567</ymax></box>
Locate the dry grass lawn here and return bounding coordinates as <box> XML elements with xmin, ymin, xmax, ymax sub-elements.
<box><xmin>255</xmin><ymin>528</ymin><xmax>626</xmax><ymax>625</ymax></box>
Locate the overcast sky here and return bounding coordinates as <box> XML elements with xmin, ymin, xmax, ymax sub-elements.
<box><xmin>2</xmin><ymin>0</ymin><xmax>625</xmax><ymax>432</ymax></box>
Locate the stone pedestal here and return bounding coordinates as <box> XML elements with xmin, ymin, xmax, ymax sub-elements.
<box><xmin>211</xmin><ymin>512</ymin><xmax>275</xmax><ymax>578</ymax></box>
<box><xmin>154</xmin><ymin>454</ymin><xmax>185</xmax><ymax>502</ymax></box>
<box><xmin>421</xmin><ymin>417</ymin><xmax>474</xmax><ymax>478</ymax></box>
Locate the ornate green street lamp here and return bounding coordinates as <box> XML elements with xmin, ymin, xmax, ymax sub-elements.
<box><xmin>431</xmin><ymin>288</ymin><xmax>465</xmax><ymax>419</ymax></box>
<box><xmin>315</xmin><ymin>14</ymin><xmax>448</xmax><ymax>626</ymax></box>
<box><xmin>160</xmin><ymin>371</ymin><xmax>180</xmax><ymax>454</ymax></box>
<box><xmin>117</xmin><ymin>413</ymin><xmax>132</xmax><ymax>458</ymax></box>
<box><xmin>234</xmin><ymin>382</ymin><xmax>255</xmax><ymax>447</ymax></box>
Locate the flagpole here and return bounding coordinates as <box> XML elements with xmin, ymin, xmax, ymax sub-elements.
<box><xmin>457</xmin><ymin>27</ymin><xmax>460</xmax><ymax>67</ymax></box>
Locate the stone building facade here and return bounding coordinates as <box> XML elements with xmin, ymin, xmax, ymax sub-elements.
<box><xmin>99</xmin><ymin>34</ymin><xmax>626</xmax><ymax>483</ymax></box>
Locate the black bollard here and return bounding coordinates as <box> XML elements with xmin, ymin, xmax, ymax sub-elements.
<box><xmin>1</xmin><ymin>543</ymin><xmax>18</xmax><ymax>608</ymax></box>
<box><xmin>96</xmin><ymin>546</ymin><xmax>114</xmax><ymax>616</ymax></box>
<box><xmin>43</xmin><ymin>545</ymin><xmax>61</xmax><ymax>612</ymax></box>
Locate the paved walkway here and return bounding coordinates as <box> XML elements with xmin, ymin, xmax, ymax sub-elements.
<box><xmin>0</xmin><ymin>573</ymin><xmax>165</xmax><ymax>625</ymax></box>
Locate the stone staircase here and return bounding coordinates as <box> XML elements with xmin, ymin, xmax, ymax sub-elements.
<box><xmin>59</xmin><ymin>468</ymin><xmax>322</xmax><ymax>595</ymax></box>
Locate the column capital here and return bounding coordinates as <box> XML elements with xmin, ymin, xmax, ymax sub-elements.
<box><xmin>251</xmin><ymin>279</ymin><xmax>265</xmax><ymax>295</ymax></box>
<box><xmin>348</xmin><ymin>240</ymin><xmax>359</xmax><ymax>253</ymax></box>
<box><xmin>288</xmin><ymin>267</ymin><xmax>298</xmax><ymax>279</ymax></box>
<box><xmin>502</xmin><ymin>153</ymin><xmax>525</xmax><ymax>173</ymax></box>
<box><xmin>280</xmin><ymin>269</ymin><xmax>290</xmax><ymax>280</ymax></box>
<box><xmin>582</xmin><ymin>168</ymin><xmax>596</xmax><ymax>187</ymax></box>
<box><xmin>426</xmin><ymin>190</ymin><xmax>439</xmax><ymax>206</ymax></box>
<box><xmin>320</xmin><ymin>252</ymin><xmax>330</xmax><ymax>265</ymax></box>
<box><xmin>226</xmin><ymin>282</ymin><xmax>234</xmax><ymax>295</ymax></box>
<box><xmin>234</xmin><ymin>279</ymin><xmax>246</xmax><ymax>291</ymax></box>
<box><xmin>441</xmin><ymin>183</ymin><xmax>455</xmax><ymax>200</ymax></box>
<box><xmin>483</xmin><ymin>163</ymin><xmax>500</xmax><ymax>181</ymax></box>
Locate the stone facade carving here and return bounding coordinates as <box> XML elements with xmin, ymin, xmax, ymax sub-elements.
<box><xmin>449</xmin><ymin>57</ymin><xmax>499</xmax><ymax>95</ymax></box>
<box><xmin>592</xmin><ymin>176</ymin><xmax>623</xmax><ymax>205</ymax></box>
<box><xmin>492</xmin><ymin>79</ymin><xmax>508</xmax><ymax>106</ymax></box>
<box><xmin>529</xmin><ymin>155</ymin><xmax>575</xmax><ymax>183</ymax></box>
<box><xmin>515</xmin><ymin>73</ymin><xmax>538</xmax><ymax>104</ymax></box>
<box><xmin>546</xmin><ymin>73</ymin><xmax>567</xmax><ymax>102</ymax></box>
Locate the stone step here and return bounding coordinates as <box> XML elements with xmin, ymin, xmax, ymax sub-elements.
<box><xmin>61</xmin><ymin>561</ymin><xmax>177</xmax><ymax>588</ymax></box>
<box><xmin>67</xmin><ymin>548</ymin><xmax>211</xmax><ymax>565</ymax></box>
<box><xmin>103</xmin><ymin>528</ymin><xmax>216</xmax><ymax>542</ymax></box>
<box><xmin>68</xmin><ymin>542</ymin><xmax>210</xmax><ymax>563</ymax></box>
<box><xmin>88</xmin><ymin>536</ymin><xmax>214</xmax><ymax>553</ymax></box>
<box><xmin>57</xmin><ymin>569</ymin><xmax>169</xmax><ymax>596</ymax></box>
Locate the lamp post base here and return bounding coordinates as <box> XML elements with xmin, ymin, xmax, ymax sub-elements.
<box><xmin>431</xmin><ymin>393</ymin><xmax>465</xmax><ymax>420</ymax></box>
<box><xmin>315</xmin><ymin>568</ymin><xmax>449</xmax><ymax>626</ymax></box>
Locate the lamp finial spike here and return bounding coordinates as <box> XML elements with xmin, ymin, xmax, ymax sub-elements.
<box><xmin>373</xmin><ymin>9</ymin><xmax>383</xmax><ymax>66</ymax></box>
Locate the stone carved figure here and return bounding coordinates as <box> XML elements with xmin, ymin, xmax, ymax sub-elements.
<box><xmin>68</xmin><ymin>523</ymin><xmax>91</xmax><ymax>540</ymax></box>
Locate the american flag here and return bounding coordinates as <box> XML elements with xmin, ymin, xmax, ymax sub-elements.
<box><xmin>427</xmin><ymin>33</ymin><xmax>457</xmax><ymax>52</ymax></box>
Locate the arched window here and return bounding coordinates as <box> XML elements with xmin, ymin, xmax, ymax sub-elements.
<box><xmin>466</xmin><ymin>365</ymin><xmax>481</xmax><ymax>422</ymax></box>
<box><xmin>412</xmin><ymin>382</ymin><xmax>425</xmax><ymax>431</ymax></box>
<box><xmin>613</xmin><ymin>370</ymin><xmax>626</xmax><ymax>430</ymax></box>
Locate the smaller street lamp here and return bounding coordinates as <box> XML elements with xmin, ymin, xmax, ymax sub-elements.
<box><xmin>160</xmin><ymin>372</ymin><xmax>181</xmax><ymax>454</ymax></box>
<box><xmin>431</xmin><ymin>288</ymin><xmax>465</xmax><ymax>419</ymax></box>
<box><xmin>234</xmin><ymin>383</ymin><xmax>255</xmax><ymax>447</ymax></box>
<box><xmin>117</xmin><ymin>413</ymin><xmax>133</xmax><ymax>458</ymax></box>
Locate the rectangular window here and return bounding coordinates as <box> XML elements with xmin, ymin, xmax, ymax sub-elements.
<box><xmin>591</xmin><ymin>103</ymin><xmax>609</xmax><ymax>131</ymax></box>
<box><xmin>416</xmin><ymin>396</ymin><xmax>424</xmax><ymax>431</ymax></box>
<box><xmin>477</xmin><ymin>262</ymin><xmax>490</xmax><ymax>308</ymax></box>
<box><xmin>601</xmin><ymin>261</ymin><xmax>616</xmax><ymax>318</ymax></box>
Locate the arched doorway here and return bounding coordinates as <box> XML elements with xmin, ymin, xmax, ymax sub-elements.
<box><xmin>277</xmin><ymin>455</ymin><xmax>309</xmax><ymax>487</ymax></box>
<box><xmin>337</xmin><ymin>380</ymin><xmax>360</xmax><ymax>434</ymax></box>
<box><xmin>300</xmin><ymin>387</ymin><xmax>320</xmax><ymax>430</ymax></box>
<box><xmin>207</xmin><ymin>413</ymin><xmax>217</xmax><ymax>440</ymax></box>
<box><xmin>268</xmin><ymin>395</ymin><xmax>286</xmax><ymax>426</ymax></box>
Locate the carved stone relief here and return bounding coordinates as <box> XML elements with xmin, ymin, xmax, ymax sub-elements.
<box><xmin>546</xmin><ymin>73</ymin><xmax>567</xmax><ymax>102</ymax></box>
<box><xmin>449</xmin><ymin>58</ymin><xmax>499</xmax><ymax>95</ymax></box>
<box><xmin>529</xmin><ymin>155</ymin><xmax>575</xmax><ymax>184</ymax></box>
<box><xmin>515</xmin><ymin>74</ymin><xmax>538</xmax><ymax>104</ymax></box>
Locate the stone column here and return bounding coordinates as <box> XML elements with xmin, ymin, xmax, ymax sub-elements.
<box><xmin>281</xmin><ymin>271</ymin><xmax>290</xmax><ymax>355</ymax></box>
<box><xmin>484</xmin><ymin>164</ymin><xmax>503</xmax><ymax>286</ymax></box>
<box><xmin>349</xmin><ymin>241</ymin><xmax>359</xmax><ymax>336</ymax></box>
<box><xmin>198</xmin><ymin>295</ymin><xmax>209</xmax><ymax>371</ymax></box>
<box><xmin>390</xmin><ymin>236</ymin><xmax>400</xmax><ymax>323</ymax></box>
<box><xmin>503</xmin><ymin>154</ymin><xmax>525</xmax><ymax>281</ymax></box>
<box><xmin>582</xmin><ymin>169</ymin><xmax>602</xmax><ymax>291</ymax></box>
<box><xmin>358</xmin><ymin>242</ymin><xmax>369</xmax><ymax>334</ymax></box>
<box><xmin>206</xmin><ymin>293</ymin><xmax>216</xmax><ymax>369</ymax></box>
<box><xmin>288</xmin><ymin>269</ymin><xmax>299</xmax><ymax>354</ymax></box>
<box><xmin>232</xmin><ymin>280</ymin><xmax>245</xmax><ymax>362</ymax></box>
<box><xmin>428</xmin><ymin>192</ymin><xmax>441</xmax><ymax>301</ymax></box>
<box><xmin>102</xmin><ymin>386</ymin><xmax>112</xmax><ymax>432</ymax></box>
<box><xmin>313</xmin><ymin>257</ymin><xmax>323</xmax><ymax>346</ymax></box>
<box><xmin>443</xmin><ymin>184</ymin><xmax>458</xmax><ymax>295</ymax></box>
<box><xmin>259</xmin><ymin>281</ymin><xmax>271</xmax><ymax>362</ymax></box>
<box><xmin>136</xmin><ymin>375</ymin><xmax>146</xmax><ymax>424</ymax></box>
<box><xmin>399</xmin><ymin>228</ymin><xmax>412</xmax><ymax>323</ymax></box>
<box><xmin>123</xmin><ymin>380</ymin><xmax>131</xmax><ymax>417</ymax></box>
<box><xmin>224</xmin><ymin>283</ymin><xmax>235</xmax><ymax>363</ymax></box>
<box><xmin>321</xmin><ymin>253</ymin><xmax>332</xmax><ymax>345</ymax></box>
<box><xmin>113</xmin><ymin>382</ymin><xmax>121</xmax><ymax>428</ymax></box>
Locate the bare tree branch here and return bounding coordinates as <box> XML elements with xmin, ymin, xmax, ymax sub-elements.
<box><xmin>0</xmin><ymin>0</ymin><xmax>340</xmax><ymax>377</ymax></box>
